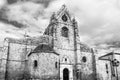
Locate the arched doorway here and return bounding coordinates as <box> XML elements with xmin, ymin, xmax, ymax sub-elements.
<box><xmin>63</xmin><ymin>68</ymin><xmax>69</xmax><ymax>80</ymax></box>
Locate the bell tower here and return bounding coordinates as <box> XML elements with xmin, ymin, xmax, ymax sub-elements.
<box><xmin>44</xmin><ymin>5</ymin><xmax>79</xmax><ymax>80</ymax></box>
<box><xmin>44</xmin><ymin>5</ymin><xmax>78</xmax><ymax>51</ymax></box>
<box><xmin>52</xmin><ymin>5</ymin><xmax>76</xmax><ymax>51</ymax></box>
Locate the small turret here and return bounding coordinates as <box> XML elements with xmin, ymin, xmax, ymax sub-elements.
<box><xmin>50</xmin><ymin>12</ymin><xmax>57</xmax><ymax>23</ymax></box>
<box><xmin>72</xmin><ymin>18</ymin><xmax>79</xmax><ymax>36</ymax></box>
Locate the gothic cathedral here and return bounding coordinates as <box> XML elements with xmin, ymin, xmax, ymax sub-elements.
<box><xmin>0</xmin><ymin>5</ymin><xmax>94</xmax><ymax>80</ymax></box>
<box><xmin>43</xmin><ymin>5</ymin><xmax>93</xmax><ymax>80</ymax></box>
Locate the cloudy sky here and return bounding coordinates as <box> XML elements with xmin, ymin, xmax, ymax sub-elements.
<box><xmin>0</xmin><ymin>0</ymin><xmax>120</xmax><ymax>47</ymax></box>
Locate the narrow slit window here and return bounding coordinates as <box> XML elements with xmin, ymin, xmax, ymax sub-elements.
<box><xmin>65</xmin><ymin>58</ymin><xmax>67</xmax><ymax>61</ymax></box>
<box><xmin>106</xmin><ymin>64</ymin><xmax>108</xmax><ymax>74</ymax></box>
<box><xmin>55</xmin><ymin>62</ymin><xmax>58</xmax><ymax>68</ymax></box>
<box><xmin>34</xmin><ymin>60</ymin><xmax>38</xmax><ymax>68</ymax></box>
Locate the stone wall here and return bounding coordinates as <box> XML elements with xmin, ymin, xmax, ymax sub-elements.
<box><xmin>28</xmin><ymin>52</ymin><xmax>59</xmax><ymax>79</ymax></box>
<box><xmin>0</xmin><ymin>46</ymin><xmax>7</xmax><ymax>80</ymax></box>
<box><xmin>0</xmin><ymin>40</ymin><xmax>36</xmax><ymax>80</ymax></box>
<box><xmin>94</xmin><ymin>48</ymin><xmax>120</xmax><ymax>80</ymax></box>
<box><xmin>78</xmin><ymin>51</ymin><xmax>94</xmax><ymax>80</ymax></box>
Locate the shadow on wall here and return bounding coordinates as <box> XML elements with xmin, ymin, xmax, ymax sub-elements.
<box><xmin>96</xmin><ymin>73</ymin><xmax>104</xmax><ymax>80</ymax></box>
<box><xmin>81</xmin><ymin>73</ymin><xmax>94</xmax><ymax>80</ymax></box>
<box><xmin>81</xmin><ymin>73</ymin><xmax>103</xmax><ymax>80</ymax></box>
<box><xmin>28</xmin><ymin>75</ymin><xmax>59</xmax><ymax>80</ymax></box>
<box><xmin>5</xmin><ymin>71</ymin><xmax>31</xmax><ymax>80</ymax></box>
<box><xmin>0</xmin><ymin>72</ymin><xmax>5</xmax><ymax>80</ymax></box>
<box><xmin>0</xmin><ymin>72</ymin><xmax>59</xmax><ymax>80</ymax></box>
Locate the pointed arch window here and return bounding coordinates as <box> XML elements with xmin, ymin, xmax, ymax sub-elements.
<box><xmin>61</xmin><ymin>27</ymin><xmax>69</xmax><ymax>37</ymax></box>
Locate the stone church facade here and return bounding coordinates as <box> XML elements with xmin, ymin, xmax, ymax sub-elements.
<box><xmin>0</xmin><ymin>5</ymin><xmax>96</xmax><ymax>80</ymax></box>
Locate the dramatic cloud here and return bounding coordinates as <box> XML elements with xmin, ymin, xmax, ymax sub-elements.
<box><xmin>7</xmin><ymin>0</ymin><xmax>55</xmax><ymax>7</ymax></box>
<box><xmin>0</xmin><ymin>0</ymin><xmax>120</xmax><ymax>47</ymax></box>
<box><xmin>65</xmin><ymin>0</ymin><xmax>120</xmax><ymax>46</ymax></box>
<box><xmin>0</xmin><ymin>0</ymin><xmax>7</xmax><ymax>8</ymax></box>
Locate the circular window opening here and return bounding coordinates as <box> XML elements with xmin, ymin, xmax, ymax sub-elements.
<box><xmin>82</xmin><ymin>56</ymin><xmax>87</xmax><ymax>62</ymax></box>
<box><xmin>62</xmin><ymin>14</ymin><xmax>68</xmax><ymax>22</ymax></box>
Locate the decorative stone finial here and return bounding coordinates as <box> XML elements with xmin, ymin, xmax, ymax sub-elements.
<box><xmin>72</xmin><ymin>17</ymin><xmax>77</xmax><ymax>24</ymax></box>
<box><xmin>50</xmin><ymin>12</ymin><xmax>57</xmax><ymax>23</ymax></box>
<box><xmin>62</xmin><ymin>4</ymin><xmax>66</xmax><ymax>8</ymax></box>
